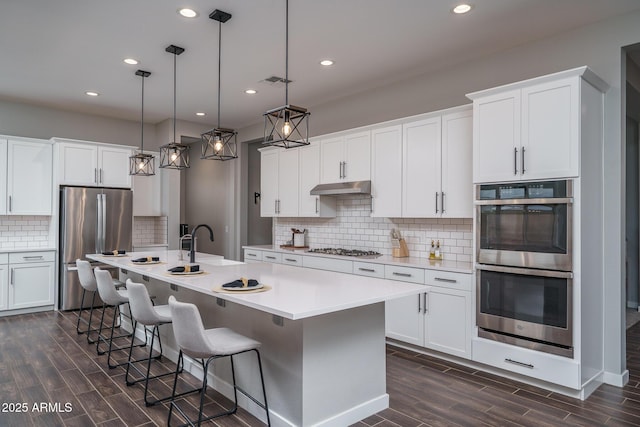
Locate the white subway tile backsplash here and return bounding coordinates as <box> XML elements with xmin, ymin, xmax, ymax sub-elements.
<box><xmin>133</xmin><ymin>216</ymin><xmax>168</xmax><ymax>247</ymax></box>
<box><xmin>0</xmin><ymin>216</ymin><xmax>52</xmax><ymax>249</ymax></box>
<box><xmin>274</xmin><ymin>196</ymin><xmax>473</xmax><ymax>262</ymax></box>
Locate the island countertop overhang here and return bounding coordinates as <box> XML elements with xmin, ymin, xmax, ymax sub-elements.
<box><xmin>86</xmin><ymin>250</ymin><xmax>426</xmax><ymax>320</ymax></box>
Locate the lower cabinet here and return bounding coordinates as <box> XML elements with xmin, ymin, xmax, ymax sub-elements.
<box><xmin>5</xmin><ymin>251</ymin><xmax>55</xmax><ymax>311</ymax></box>
<box><xmin>0</xmin><ymin>260</ymin><xmax>7</xmax><ymax>310</ymax></box>
<box><xmin>385</xmin><ymin>269</ymin><xmax>472</xmax><ymax>360</ymax></box>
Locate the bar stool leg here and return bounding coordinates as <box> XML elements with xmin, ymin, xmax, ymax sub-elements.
<box><xmin>75</xmin><ymin>288</ymin><xmax>88</xmax><ymax>334</ymax></box>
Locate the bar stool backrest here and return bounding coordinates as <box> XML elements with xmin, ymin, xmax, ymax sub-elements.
<box><xmin>168</xmin><ymin>296</ymin><xmax>213</xmax><ymax>359</ymax></box>
<box><xmin>76</xmin><ymin>259</ymin><xmax>97</xmax><ymax>292</ymax></box>
<box><xmin>126</xmin><ymin>280</ymin><xmax>165</xmax><ymax>325</ymax></box>
<box><xmin>95</xmin><ymin>267</ymin><xmax>127</xmax><ymax>306</ymax></box>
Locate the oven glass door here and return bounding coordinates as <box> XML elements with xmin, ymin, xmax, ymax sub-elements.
<box><xmin>477</xmin><ymin>266</ymin><xmax>572</xmax><ymax>347</ymax></box>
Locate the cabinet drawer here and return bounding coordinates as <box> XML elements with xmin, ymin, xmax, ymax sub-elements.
<box><xmin>385</xmin><ymin>265</ymin><xmax>425</xmax><ymax>284</ymax></box>
<box><xmin>9</xmin><ymin>251</ymin><xmax>55</xmax><ymax>264</ymax></box>
<box><xmin>244</xmin><ymin>249</ymin><xmax>263</xmax><ymax>262</ymax></box>
<box><xmin>0</xmin><ymin>253</ymin><xmax>8</xmax><ymax>264</ymax></box>
<box><xmin>303</xmin><ymin>256</ymin><xmax>353</xmax><ymax>274</ymax></box>
<box><xmin>472</xmin><ymin>337</ymin><xmax>580</xmax><ymax>389</ymax></box>
<box><xmin>425</xmin><ymin>270</ymin><xmax>472</xmax><ymax>291</ymax></box>
<box><xmin>353</xmin><ymin>261</ymin><xmax>385</xmax><ymax>278</ymax></box>
<box><xmin>262</xmin><ymin>252</ymin><xmax>282</xmax><ymax>263</ymax></box>
<box><xmin>281</xmin><ymin>254</ymin><xmax>303</xmax><ymax>266</ymax></box>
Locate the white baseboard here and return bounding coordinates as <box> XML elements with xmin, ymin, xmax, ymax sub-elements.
<box><xmin>603</xmin><ymin>370</ymin><xmax>630</xmax><ymax>387</ymax></box>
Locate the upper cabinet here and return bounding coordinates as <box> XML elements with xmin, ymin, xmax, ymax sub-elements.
<box><xmin>468</xmin><ymin>67</ymin><xmax>608</xmax><ymax>183</ymax></box>
<box><xmin>320</xmin><ymin>131</ymin><xmax>371</xmax><ymax>183</ymax></box>
<box><xmin>2</xmin><ymin>138</ymin><xmax>53</xmax><ymax>215</ymax></box>
<box><xmin>56</xmin><ymin>139</ymin><xmax>132</xmax><ymax>188</ymax></box>
<box><xmin>298</xmin><ymin>143</ymin><xmax>336</xmax><ymax>217</ymax></box>
<box><xmin>371</xmin><ymin>125</ymin><xmax>402</xmax><ymax>218</ymax></box>
<box><xmin>260</xmin><ymin>148</ymin><xmax>299</xmax><ymax>217</ymax></box>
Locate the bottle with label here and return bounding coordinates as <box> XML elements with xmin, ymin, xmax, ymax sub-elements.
<box><xmin>435</xmin><ymin>240</ymin><xmax>441</xmax><ymax>259</ymax></box>
<box><xmin>429</xmin><ymin>240</ymin><xmax>436</xmax><ymax>259</ymax></box>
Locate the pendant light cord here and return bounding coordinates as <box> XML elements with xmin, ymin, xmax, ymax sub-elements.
<box><xmin>140</xmin><ymin>73</ymin><xmax>145</xmax><ymax>153</ymax></box>
<box><xmin>218</xmin><ymin>20</ymin><xmax>222</xmax><ymax>129</ymax></box>
<box><xmin>173</xmin><ymin>51</ymin><xmax>177</xmax><ymax>143</ymax></box>
<box><xmin>285</xmin><ymin>0</ymin><xmax>289</xmax><ymax>106</ymax></box>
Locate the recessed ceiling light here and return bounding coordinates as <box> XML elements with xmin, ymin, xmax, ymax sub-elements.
<box><xmin>178</xmin><ymin>8</ymin><xmax>198</xmax><ymax>18</ymax></box>
<box><xmin>196</xmin><ymin>112</ymin><xmax>206</xmax><ymax>116</ymax></box>
<box><xmin>85</xmin><ymin>91</ymin><xmax>99</xmax><ymax>97</ymax></box>
<box><xmin>245</xmin><ymin>89</ymin><xmax>257</xmax><ymax>95</ymax></box>
<box><xmin>123</xmin><ymin>58</ymin><xmax>138</xmax><ymax>65</ymax></box>
<box><xmin>320</xmin><ymin>59</ymin><xmax>334</xmax><ymax>66</ymax></box>
<box><xmin>452</xmin><ymin>4</ymin><xmax>472</xmax><ymax>14</ymax></box>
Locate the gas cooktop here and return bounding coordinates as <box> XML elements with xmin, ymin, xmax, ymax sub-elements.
<box><xmin>307</xmin><ymin>248</ymin><xmax>382</xmax><ymax>258</ymax></box>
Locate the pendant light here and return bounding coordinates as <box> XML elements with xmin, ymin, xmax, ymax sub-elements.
<box><xmin>262</xmin><ymin>0</ymin><xmax>310</xmax><ymax>149</ymax></box>
<box><xmin>129</xmin><ymin>70</ymin><xmax>155</xmax><ymax>176</ymax></box>
<box><xmin>159</xmin><ymin>44</ymin><xmax>190</xmax><ymax>169</ymax></box>
<box><xmin>201</xmin><ymin>9</ymin><xmax>237</xmax><ymax>161</ymax></box>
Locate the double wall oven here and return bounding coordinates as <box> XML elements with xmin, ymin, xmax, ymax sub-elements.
<box><xmin>475</xmin><ymin>180</ymin><xmax>574</xmax><ymax>357</ymax></box>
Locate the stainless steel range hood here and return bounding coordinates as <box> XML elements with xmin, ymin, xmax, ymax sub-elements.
<box><xmin>310</xmin><ymin>180</ymin><xmax>371</xmax><ymax>196</ymax></box>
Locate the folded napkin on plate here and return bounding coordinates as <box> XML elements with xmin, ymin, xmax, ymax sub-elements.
<box><xmin>223</xmin><ymin>277</ymin><xmax>259</xmax><ymax>288</ymax></box>
<box><xmin>133</xmin><ymin>256</ymin><xmax>160</xmax><ymax>262</ymax></box>
<box><xmin>102</xmin><ymin>250</ymin><xmax>126</xmax><ymax>255</ymax></box>
<box><xmin>168</xmin><ymin>264</ymin><xmax>200</xmax><ymax>273</ymax></box>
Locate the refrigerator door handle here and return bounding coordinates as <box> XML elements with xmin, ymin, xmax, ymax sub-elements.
<box><xmin>96</xmin><ymin>193</ymin><xmax>102</xmax><ymax>254</ymax></box>
<box><xmin>101</xmin><ymin>193</ymin><xmax>107</xmax><ymax>253</ymax></box>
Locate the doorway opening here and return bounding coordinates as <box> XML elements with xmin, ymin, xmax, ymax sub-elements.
<box><xmin>240</xmin><ymin>138</ymin><xmax>272</xmax><ymax>252</ymax></box>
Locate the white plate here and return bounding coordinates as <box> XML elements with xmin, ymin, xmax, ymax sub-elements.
<box><xmin>132</xmin><ymin>260</ymin><xmax>161</xmax><ymax>265</ymax></box>
<box><xmin>222</xmin><ymin>283</ymin><xmax>264</xmax><ymax>291</ymax></box>
<box><xmin>169</xmin><ymin>270</ymin><xmax>204</xmax><ymax>275</ymax></box>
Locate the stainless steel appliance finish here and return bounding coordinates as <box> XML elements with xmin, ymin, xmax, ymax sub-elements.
<box><xmin>307</xmin><ymin>248</ymin><xmax>381</xmax><ymax>257</ymax></box>
<box><xmin>59</xmin><ymin>186</ymin><xmax>132</xmax><ymax>310</ymax></box>
<box><xmin>310</xmin><ymin>180</ymin><xmax>371</xmax><ymax>196</ymax></box>
<box><xmin>476</xmin><ymin>264</ymin><xmax>573</xmax><ymax>357</ymax></box>
<box><xmin>475</xmin><ymin>180</ymin><xmax>573</xmax><ymax>271</ymax></box>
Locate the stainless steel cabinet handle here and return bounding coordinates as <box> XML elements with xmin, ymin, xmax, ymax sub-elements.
<box><xmin>247</xmin><ymin>253</ymin><xmax>257</xmax><ymax>257</ymax></box>
<box><xmin>392</xmin><ymin>272</ymin><xmax>411</xmax><ymax>277</ymax></box>
<box><xmin>8</xmin><ymin>195</ymin><xmax>12</xmax><ymax>212</ymax></box>
<box><xmin>434</xmin><ymin>277</ymin><xmax>457</xmax><ymax>283</ymax></box>
<box><xmin>423</xmin><ymin>293</ymin><xmax>428</xmax><ymax>314</ymax></box>
<box><xmin>95</xmin><ymin>168</ymin><xmax>98</xmax><ymax>184</ymax></box>
<box><xmin>22</xmin><ymin>256</ymin><xmax>44</xmax><ymax>261</ymax></box>
<box><xmin>99</xmin><ymin>168</ymin><xmax>103</xmax><ymax>184</ymax></box>
<box><xmin>10</xmin><ymin>268</ymin><xmax>14</xmax><ymax>285</ymax></box>
<box><xmin>417</xmin><ymin>294</ymin><xmax>421</xmax><ymax>313</ymax></box>
<box><xmin>339</xmin><ymin>161</ymin><xmax>343</xmax><ymax>179</ymax></box>
<box><xmin>521</xmin><ymin>147</ymin><xmax>526</xmax><ymax>174</ymax></box>
<box><xmin>343</xmin><ymin>161</ymin><xmax>347</xmax><ymax>178</ymax></box>
<box><xmin>435</xmin><ymin>192</ymin><xmax>438</xmax><ymax>214</ymax></box>
<box><xmin>514</xmin><ymin>147</ymin><xmax>518</xmax><ymax>175</ymax></box>
<box><xmin>441</xmin><ymin>192</ymin><xmax>445</xmax><ymax>214</ymax></box>
<box><xmin>505</xmin><ymin>358</ymin><xmax>534</xmax><ymax>369</ymax></box>
<box><xmin>265</xmin><ymin>256</ymin><xmax>276</xmax><ymax>260</ymax></box>
<box><xmin>358</xmin><ymin>268</ymin><xmax>375</xmax><ymax>273</ymax></box>
<box><xmin>284</xmin><ymin>258</ymin><xmax>298</xmax><ymax>263</ymax></box>
<box><xmin>315</xmin><ymin>197</ymin><xmax>319</xmax><ymax>214</ymax></box>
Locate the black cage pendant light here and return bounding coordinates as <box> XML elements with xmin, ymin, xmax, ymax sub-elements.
<box><xmin>201</xmin><ymin>9</ymin><xmax>237</xmax><ymax>161</ymax></box>
<box><xmin>262</xmin><ymin>0</ymin><xmax>310</xmax><ymax>149</ymax></box>
<box><xmin>129</xmin><ymin>70</ymin><xmax>155</xmax><ymax>176</ymax></box>
<box><xmin>159</xmin><ymin>45</ymin><xmax>190</xmax><ymax>169</ymax></box>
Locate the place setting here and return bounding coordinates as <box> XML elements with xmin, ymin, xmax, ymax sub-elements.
<box><xmin>165</xmin><ymin>264</ymin><xmax>207</xmax><ymax>276</ymax></box>
<box><xmin>130</xmin><ymin>255</ymin><xmax>163</xmax><ymax>265</ymax></box>
<box><xmin>100</xmin><ymin>250</ymin><xmax>128</xmax><ymax>257</ymax></box>
<box><xmin>212</xmin><ymin>277</ymin><xmax>271</xmax><ymax>294</ymax></box>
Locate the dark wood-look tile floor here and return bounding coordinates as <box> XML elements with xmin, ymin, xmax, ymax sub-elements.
<box><xmin>2</xmin><ymin>311</ymin><xmax>640</xmax><ymax>426</ymax></box>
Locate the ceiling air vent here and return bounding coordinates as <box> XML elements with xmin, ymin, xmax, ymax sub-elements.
<box><xmin>260</xmin><ymin>75</ymin><xmax>292</xmax><ymax>86</ymax></box>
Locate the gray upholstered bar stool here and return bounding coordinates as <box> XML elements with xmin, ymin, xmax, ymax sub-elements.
<box><xmin>75</xmin><ymin>259</ymin><xmax>125</xmax><ymax>344</ymax></box>
<box><xmin>94</xmin><ymin>267</ymin><xmax>145</xmax><ymax>369</ymax></box>
<box><xmin>125</xmin><ymin>280</ymin><xmax>193</xmax><ymax>406</ymax></box>
<box><xmin>167</xmin><ymin>296</ymin><xmax>270</xmax><ymax>426</ymax></box>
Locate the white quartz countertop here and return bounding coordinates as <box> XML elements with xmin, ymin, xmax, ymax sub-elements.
<box><xmin>0</xmin><ymin>247</ymin><xmax>56</xmax><ymax>254</ymax></box>
<box><xmin>243</xmin><ymin>245</ymin><xmax>473</xmax><ymax>274</ymax></box>
<box><xmin>87</xmin><ymin>250</ymin><xmax>425</xmax><ymax>320</ymax></box>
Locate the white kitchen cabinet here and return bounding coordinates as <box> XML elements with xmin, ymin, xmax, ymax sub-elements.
<box><xmin>402</xmin><ymin>108</ymin><xmax>472</xmax><ymax>218</ymax></box>
<box><xmin>2</xmin><ymin>138</ymin><xmax>53</xmax><ymax>215</ymax></box>
<box><xmin>133</xmin><ymin>152</ymin><xmax>162</xmax><ymax>216</ymax></box>
<box><xmin>298</xmin><ymin>143</ymin><xmax>336</xmax><ymax>217</ymax></box>
<box><xmin>0</xmin><ymin>139</ymin><xmax>7</xmax><ymax>215</ymax></box>
<box><xmin>385</xmin><ymin>268</ymin><xmax>472</xmax><ymax>359</ymax></box>
<box><xmin>260</xmin><ymin>148</ymin><xmax>299</xmax><ymax>217</ymax></box>
<box><xmin>56</xmin><ymin>139</ymin><xmax>132</xmax><ymax>188</ymax></box>
<box><xmin>469</xmin><ymin>69</ymin><xmax>596</xmax><ymax>183</ymax></box>
<box><xmin>0</xmin><ymin>255</ymin><xmax>7</xmax><ymax>311</ymax></box>
<box><xmin>243</xmin><ymin>248</ymin><xmax>263</xmax><ymax>263</ymax></box>
<box><xmin>281</xmin><ymin>254</ymin><xmax>303</xmax><ymax>266</ymax></box>
<box><xmin>320</xmin><ymin>131</ymin><xmax>370</xmax><ymax>183</ymax></box>
<box><xmin>6</xmin><ymin>251</ymin><xmax>55</xmax><ymax>311</ymax></box>
<box><xmin>302</xmin><ymin>256</ymin><xmax>353</xmax><ymax>274</ymax></box>
<box><xmin>371</xmin><ymin>125</ymin><xmax>402</xmax><ymax>217</ymax></box>
<box><xmin>262</xmin><ymin>252</ymin><xmax>282</xmax><ymax>264</ymax></box>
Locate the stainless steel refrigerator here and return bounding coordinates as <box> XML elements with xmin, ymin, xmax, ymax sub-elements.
<box><xmin>58</xmin><ymin>186</ymin><xmax>133</xmax><ymax>310</ymax></box>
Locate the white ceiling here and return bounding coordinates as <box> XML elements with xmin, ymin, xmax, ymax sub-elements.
<box><xmin>2</xmin><ymin>0</ymin><xmax>640</xmax><ymax>130</ymax></box>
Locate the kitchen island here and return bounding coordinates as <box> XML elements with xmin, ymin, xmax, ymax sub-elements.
<box><xmin>87</xmin><ymin>250</ymin><xmax>425</xmax><ymax>427</ymax></box>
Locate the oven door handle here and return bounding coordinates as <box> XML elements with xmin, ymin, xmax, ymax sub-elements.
<box><xmin>475</xmin><ymin>197</ymin><xmax>573</xmax><ymax>206</ymax></box>
<box><xmin>476</xmin><ymin>264</ymin><xmax>573</xmax><ymax>279</ymax></box>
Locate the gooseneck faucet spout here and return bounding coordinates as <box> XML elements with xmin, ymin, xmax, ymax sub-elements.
<box><xmin>190</xmin><ymin>224</ymin><xmax>214</xmax><ymax>263</ymax></box>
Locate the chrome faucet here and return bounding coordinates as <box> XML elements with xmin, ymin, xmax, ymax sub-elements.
<box><xmin>178</xmin><ymin>234</ymin><xmax>192</xmax><ymax>261</ymax></box>
<box><xmin>190</xmin><ymin>225</ymin><xmax>214</xmax><ymax>263</ymax></box>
